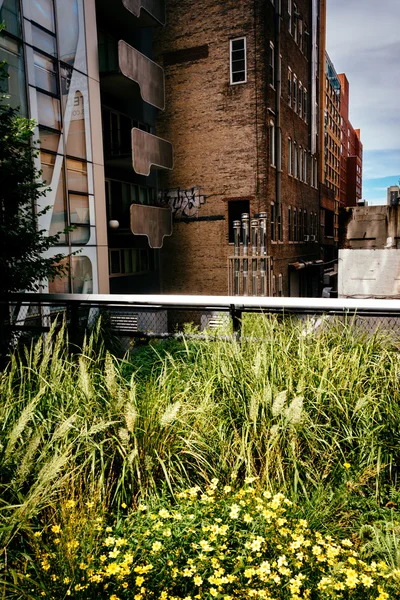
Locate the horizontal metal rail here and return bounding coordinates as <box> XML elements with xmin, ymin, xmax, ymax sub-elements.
<box><xmin>3</xmin><ymin>293</ymin><xmax>400</xmax><ymax>315</ymax></box>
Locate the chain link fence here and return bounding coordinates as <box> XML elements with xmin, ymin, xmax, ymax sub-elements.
<box><xmin>1</xmin><ymin>294</ymin><xmax>400</xmax><ymax>356</ymax></box>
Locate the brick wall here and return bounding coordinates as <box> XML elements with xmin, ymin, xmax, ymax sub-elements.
<box><xmin>155</xmin><ymin>0</ymin><xmax>321</xmax><ymax>296</ymax></box>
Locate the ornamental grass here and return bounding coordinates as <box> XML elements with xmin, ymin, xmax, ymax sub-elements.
<box><xmin>1</xmin><ymin>316</ymin><xmax>400</xmax><ymax>598</ymax></box>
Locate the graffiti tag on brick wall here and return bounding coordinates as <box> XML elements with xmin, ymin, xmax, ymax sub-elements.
<box><xmin>158</xmin><ymin>187</ymin><xmax>206</xmax><ymax>218</ymax></box>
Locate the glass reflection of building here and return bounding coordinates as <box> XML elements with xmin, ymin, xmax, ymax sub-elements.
<box><xmin>0</xmin><ymin>0</ymin><xmax>171</xmax><ymax>294</ymax></box>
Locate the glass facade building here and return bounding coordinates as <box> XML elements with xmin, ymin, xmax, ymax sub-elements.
<box><xmin>0</xmin><ymin>0</ymin><xmax>172</xmax><ymax>294</ymax></box>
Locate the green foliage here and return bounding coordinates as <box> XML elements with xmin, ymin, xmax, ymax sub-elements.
<box><xmin>1</xmin><ymin>317</ymin><xmax>400</xmax><ymax>597</ymax></box>
<box><xmin>0</xmin><ymin>55</ymin><xmax>69</xmax><ymax>293</ymax></box>
<box><xmin>10</xmin><ymin>483</ymin><xmax>400</xmax><ymax>600</ymax></box>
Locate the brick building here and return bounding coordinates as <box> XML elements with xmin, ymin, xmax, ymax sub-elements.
<box><xmin>338</xmin><ymin>73</ymin><xmax>362</xmax><ymax>208</ymax></box>
<box><xmin>155</xmin><ymin>0</ymin><xmax>322</xmax><ymax>297</ymax></box>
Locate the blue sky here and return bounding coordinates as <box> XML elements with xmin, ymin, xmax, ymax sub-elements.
<box><xmin>326</xmin><ymin>0</ymin><xmax>400</xmax><ymax>205</ymax></box>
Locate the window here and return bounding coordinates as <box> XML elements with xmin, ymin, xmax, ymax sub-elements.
<box><xmin>288</xmin><ymin>138</ymin><xmax>292</xmax><ymax>175</ymax></box>
<box><xmin>33</xmin><ymin>51</ymin><xmax>58</xmax><ymax>95</ymax></box>
<box><xmin>288</xmin><ymin>0</ymin><xmax>292</xmax><ymax>34</ymax></box>
<box><xmin>271</xmin><ymin>202</ymin><xmax>276</xmax><ymax>242</ymax></box>
<box><xmin>310</xmin><ymin>155</ymin><xmax>314</xmax><ymax>188</ymax></box>
<box><xmin>299</xmin><ymin>146</ymin><xmax>303</xmax><ymax>181</ymax></box>
<box><xmin>314</xmin><ymin>158</ymin><xmax>318</xmax><ymax>188</ymax></box>
<box><xmin>303</xmin><ymin>88</ymin><xmax>308</xmax><ymax>122</ymax></box>
<box><xmin>277</xmin><ymin>204</ymin><xmax>282</xmax><ymax>241</ymax></box>
<box><xmin>303</xmin><ymin>24</ymin><xmax>308</xmax><ymax>55</ymax></box>
<box><xmin>269</xmin><ymin>41</ymin><xmax>275</xmax><ymax>87</ymax></box>
<box><xmin>303</xmin><ymin>150</ymin><xmax>307</xmax><ymax>183</ymax></box>
<box><xmin>294</xmin><ymin>208</ymin><xmax>298</xmax><ymax>242</ymax></box>
<box><xmin>288</xmin><ymin>206</ymin><xmax>293</xmax><ymax>241</ymax></box>
<box><xmin>294</xmin><ymin>142</ymin><xmax>298</xmax><ymax>178</ymax></box>
<box><xmin>0</xmin><ymin>34</ymin><xmax>27</xmax><ymax>114</ymax></box>
<box><xmin>298</xmin><ymin>19</ymin><xmax>303</xmax><ymax>51</ymax></box>
<box><xmin>70</xmin><ymin>194</ymin><xmax>90</xmax><ymax>244</ymax></box>
<box><xmin>325</xmin><ymin>210</ymin><xmax>334</xmax><ymax>237</ymax></box>
<box><xmin>299</xmin><ymin>208</ymin><xmax>303</xmax><ymax>241</ymax></box>
<box><xmin>293</xmin><ymin>75</ymin><xmax>297</xmax><ymax>112</ymax></box>
<box><xmin>269</xmin><ymin>120</ymin><xmax>275</xmax><ymax>166</ymax></box>
<box><xmin>298</xmin><ymin>82</ymin><xmax>303</xmax><ymax>118</ymax></box>
<box><xmin>230</xmin><ymin>38</ymin><xmax>246</xmax><ymax>84</ymax></box>
<box><xmin>109</xmin><ymin>248</ymin><xmax>154</xmax><ymax>276</ymax></box>
<box><xmin>293</xmin><ymin>4</ymin><xmax>298</xmax><ymax>43</ymax></box>
<box><xmin>31</xmin><ymin>24</ymin><xmax>57</xmax><ymax>57</ymax></box>
<box><xmin>37</xmin><ymin>91</ymin><xmax>61</xmax><ymax>130</ymax></box>
<box><xmin>0</xmin><ymin>0</ymin><xmax>22</xmax><ymax>38</ymax></box>
<box><xmin>227</xmin><ymin>199</ymin><xmax>249</xmax><ymax>243</ymax></box>
<box><xmin>288</xmin><ymin>67</ymin><xmax>292</xmax><ymax>105</ymax></box>
<box><xmin>30</xmin><ymin>0</ymin><xmax>56</xmax><ymax>33</ymax></box>
<box><xmin>304</xmin><ymin>209</ymin><xmax>308</xmax><ymax>236</ymax></box>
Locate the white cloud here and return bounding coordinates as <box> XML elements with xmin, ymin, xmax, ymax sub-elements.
<box><xmin>326</xmin><ymin>0</ymin><xmax>400</xmax><ymax>153</ymax></box>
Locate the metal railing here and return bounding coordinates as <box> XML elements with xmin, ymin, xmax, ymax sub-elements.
<box><xmin>2</xmin><ymin>294</ymin><xmax>400</xmax><ymax>355</ymax></box>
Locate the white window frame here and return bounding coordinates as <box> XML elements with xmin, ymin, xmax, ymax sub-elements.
<box><xmin>298</xmin><ymin>82</ymin><xmax>303</xmax><ymax>118</ymax></box>
<box><xmin>288</xmin><ymin>0</ymin><xmax>293</xmax><ymax>34</ymax></box>
<box><xmin>299</xmin><ymin>146</ymin><xmax>303</xmax><ymax>181</ymax></box>
<box><xmin>269</xmin><ymin>41</ymin><xmax>275</xmax><ymax>88</ymax></box>
<box><xmin>303</xmin><ymin>88</ymin><xmax>308</xmax><ymax>122</ymax></box>
<box><xmin>288</xmin><ymin>137</ymin><xmax>292</xmax><ymax>176</ymax></box>
<box><xmin>303</xmin><ymin>149</ymin><xmax>307</xmax><ymax>183</ymax></box>
<box><xmin>269</xmin><ymin>120</ymin><xmax>276</xmax><ymax>167</ymax></box>
<box><xmin>230</xmin><ymin>37</ymin><xmax>247</xmax><ymax>85</ymax></box>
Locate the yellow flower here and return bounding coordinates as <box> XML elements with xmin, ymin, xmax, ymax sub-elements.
<box><xmin>243</xmin><ymin>513</ymin><xmax>253</xmax><ymax>523</ymax></box>
<box><xmin>194</xmin><ymin>575</ymin><xmax>203</xmax><ymax>586</ymax></box>
<box><xmin>343</xmin><ymin>462</ymin><xmax>351</xmax><ymax>470</ymax></box>
<box><xmin>152</xmin><ymin>541</ymin><xmax>162</xmax><ymax>552</ymax></box>
<box><xmin>65</xmin><ymin>500</ymin><xmax>75</xmax><ymax>509</ymax></box>
<box><xmin>121</xmin><ymin>502</ymin><xmax>127</xmax><ymax>508</ymax></box>
<box><xmin>86</xmin><ymin>501</ymin><xmax>95</xmax><ymax>508</ymax></box>
<box><xmin>34</xmin><ymin>531</ymin><xmax>42</xmax><ymax>537</ymax></box>
<box><xmin>136</xmin><ymin>576</ymin><xmax>145</xmax><ymax>586</ymax></box>
<box><xmin>110</xmin><ymin>595</ymin><xmax>120</xmax><ymax>600</ymax></box>
<box><xmin>158</xmin><ymin>509</ymin><xmax>170</xmax><ymax>518</ymax></box>
<box><xmin>51</xmin><ymin>525</ymin><xmax>61</xmax><ymax>534</ymax></box>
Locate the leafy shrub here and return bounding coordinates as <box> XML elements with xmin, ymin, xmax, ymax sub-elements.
<box><xmin>13</xmin><ymin>481</ymin><xmax>400</xmax><ymax>599</ymax></box>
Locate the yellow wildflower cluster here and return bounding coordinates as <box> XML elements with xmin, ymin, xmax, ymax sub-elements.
<box><xmin>19</xmin><ymin>483</ymin><xmax>400</xmax><ymax>599</ymax></box>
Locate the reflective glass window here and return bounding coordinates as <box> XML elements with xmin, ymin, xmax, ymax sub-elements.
<box><xmin>56</xmin><ymin>0</ymin><xmax>87</xmax><ymax>72</ymax></box>
<box><xmin>66</xmin><ymin>158</ymin><xmax>87</xmax><ymax>193</ymax></box>
<box><xmin>37</xmin><ymin>91</ymin><xmax>61</xmax><ymax>129</ymax></box>
<box><xmin>69</xmin><ymin>193</ymin><xmax>89</xmax><ymax>224</ymax></box>
<box><xmin>48</xmin><ymin>258</ymin><xmax>71</xmax><ymax>292</ymax></box>
<box><xmin>30</xmin><ymin>0</ymin><xmax>55</xmax><ymax>33</ymax></box>
<box><xmin>40</xmin><ymin>150</ymin><xmax>55</xmax><ymax>186</ymax></box>
<box><xmin>31</xmin><ymin>23</ymin><xmax>57</xmax><ymax>56</ymax></box>
<box><xmin>44</xmin><ymin>154</ymin><xmax>67</xmax><ymax>243</ymax></box>
<box><xmin>71</xmin><ymin>256</ymin><xmax>93</xmax><ymax>293</ymax></box>
<box><xmin>34</xmin><ymin>51</ymin><xmax>57</xmax><ymax>94</ymax></box>
<box><xmin>70</xmin><ymin>226</ymin><xmax>90</xmax><ymax>244</ymax></box>
<box><xmin>39</xmin><ymin>126</ymin><xmax>60</xmax><ymax>152</ymax></box>
<box><xmin>0</xmin><ymin>35</ymin><xmax>27</xmax><ymax>114</ymax></box>
<box><xmin>0</xmin><ymin>0</ymin><xmax>22</xmax><ymax>38</ymax></box>
<box><xmin>65</xmin><ymin>91</ymin><xmax>86</xmax><ymax>159</ymax></box>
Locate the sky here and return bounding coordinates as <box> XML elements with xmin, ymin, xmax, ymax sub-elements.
<box><xmin>326</xmin><ymin>0</ymin><xmax>400</xmax><ymax>205</ymax></box>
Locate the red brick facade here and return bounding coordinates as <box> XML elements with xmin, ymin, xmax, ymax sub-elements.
<box><xmin>338</xmin><ymin>74</ymin><xmax>363</xmax><ymax>207</ymax></box>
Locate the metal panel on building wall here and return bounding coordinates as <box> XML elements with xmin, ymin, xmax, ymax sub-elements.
<box><xmin>338</xmin><ymin>249</ymin><xmax>400</xmax><ymax>298</ymax></box>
